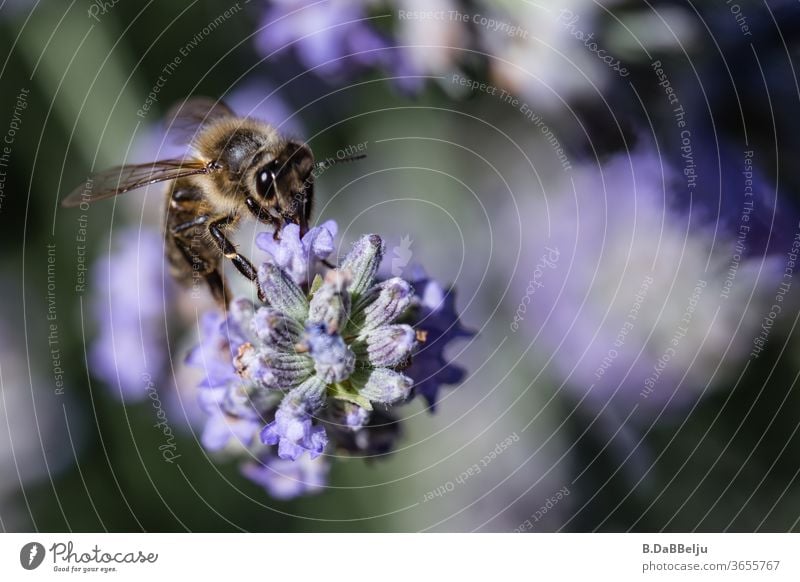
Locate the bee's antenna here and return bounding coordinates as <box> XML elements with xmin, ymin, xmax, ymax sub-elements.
<box><xmin>314</xmin><ymin>153</ymin><xmax>367</xmax><ymax>171</ymax></box>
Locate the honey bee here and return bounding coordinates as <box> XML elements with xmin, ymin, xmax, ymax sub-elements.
<box><xmin>62</xmin><ymin>97</ymin><xmax>361</xmax><ymax>307</ymax></box>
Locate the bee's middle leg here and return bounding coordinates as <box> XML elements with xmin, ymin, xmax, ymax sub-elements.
<box><xmin>208</xmin><ymin>215</ymin><xmax>266</xmax><ymax>303</ymax></box>
<box><xmin>170</xmin><ymin>215</ymin><xmax>209</xmax><ymax>235</ymax></box>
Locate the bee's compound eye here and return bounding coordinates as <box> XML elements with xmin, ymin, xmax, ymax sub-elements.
<box><xmin>256</xmin><ymin>163</ymin><xmax>277</xmax><ymax>200</ymax></box>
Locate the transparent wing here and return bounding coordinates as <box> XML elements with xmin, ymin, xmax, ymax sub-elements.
<box><xmin>61</xmin><ymin>158</ymin><xmax>215</xmax><ymax>207</ymax></box>
<box><xmin>165</xmin><ymin>97</ymin><xmax>236</xmax><ymax>143</ymax></box>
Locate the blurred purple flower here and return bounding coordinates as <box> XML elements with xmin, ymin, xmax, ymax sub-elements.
<box><xmin>225</xmin><ymin>80</ymin><xmax>306</xmax><ymax>136</ymax></box>
<box><xmin>256</xmin><ymin>0</ymin><xmax>390</xmax><ymax>81</ymax></box>
<box><xmin>0</xmin><ymin>287</ymin><xmax>82</xmax><ymax>529</ymax></box>
<box><xmin>185</xmin><ymin>311</ymin><xmax>240</xmax><ymax>389</ymax></box>
<box><xmin>88</xmin><ymin>228</ymin><xmax>205</xmax><ymax>433</ymax></box>
<box><xmin>90</xmin><ymin>228</ymin><xmax>171</xmax><ymax>401</ymax></box>
<box><xmin>509</xmin><ymin>146</ymin><xmax>791</xmax><ymax>412</ymax></box>
<box><xmin>255</xmin><ymin>0</ymin><xmax>447</xmax><ymax>93</ymax></box>
<box><xmin>0</xmin><ymin>0</ymin><xmax>37</xmax><ymax>18</ymax></box>
<box><xmin>198</xmin><ymin>386</ymin><xmax>264</xmax><ymax>451</ymax></box>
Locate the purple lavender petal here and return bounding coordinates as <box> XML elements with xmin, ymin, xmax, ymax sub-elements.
<box><xmin>405</xmin><ymin>278</ymin><xmax>473</xmax><ymax>411</ymax></box>
<box><xmin>186</xmin><ymin>312</ymin><xmax>239</xmax><ymax>388</ymax></box>
<box><xmin>257</xmin><ymin>221</ymin><xmax>338</xmax><ymax>286</ymax></box>
<box><xmin>260</xmin><ymin>376</ymin><xmax>328</xmax><ymax>460</ymax></box>
<box><xmin>197</xmin><ymin>386</ymin><xmax>261</xmax><ymax>451</ymax></box>
<box><xmin>304</xmin><ymin>219</ymin><xmax>337</xmax><ymax>259</ymax></box>
<box><xmin>241</xmin><ymin>454</ymin><xmax>329</xmax><ymax>500</ymax></box>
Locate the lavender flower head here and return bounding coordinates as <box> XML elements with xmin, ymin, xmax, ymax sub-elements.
<box><xmin>188</xmin><ymin>221</ymin><xmax>471</xmax><ymax>499</ymax></box>
<box><xmin>243</xmin><ymin>233</ymin><xmax>416</xmax><ymax>459</ymax></box>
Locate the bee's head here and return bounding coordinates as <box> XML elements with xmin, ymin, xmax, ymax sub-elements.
<box><xmin>198</xmin><ymin>121</ymin><xmax>315</xmax><ymax>234</ymax></box>
<box><xmin>249</xmin><ymin>141</ymin><xmax>315</xmax><ymax>233</ymax></box>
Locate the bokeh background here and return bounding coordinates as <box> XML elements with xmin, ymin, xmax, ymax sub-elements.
<box><xmin>2</xmin><ymin>0</ymin><xmax>800</xmax><ymax>532</ymax></box>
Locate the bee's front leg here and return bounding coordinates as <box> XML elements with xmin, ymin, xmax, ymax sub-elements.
<box><xmin>208</xmin><ymin>214</ymin><xmax>266</xmax><ymax>303</ymax></box>
<box><xmin>244</xmin><ymin>196</ymin><xmax>282</xmax><ymax>240</ymax></box>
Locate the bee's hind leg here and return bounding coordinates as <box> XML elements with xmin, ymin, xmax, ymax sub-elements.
<box><xmin>203</xmin><ymin>269</ymin><xmax>229</xmax><ymax>308</ymax></box>
<box><xmin>173</xmin><ymin>237</ymin><xmax>229</xmax><ymax>308</ymax></box>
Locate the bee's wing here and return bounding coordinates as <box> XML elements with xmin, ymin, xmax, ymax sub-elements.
<box><xmin>61</xmin><ymin>158</ymin><xmax>216</xmax><ymax>207</ymax></box>
<box><xmin>165</xmin><ymin>97</ymin><xmax>236</xmax><ymax>143</ymax></box>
